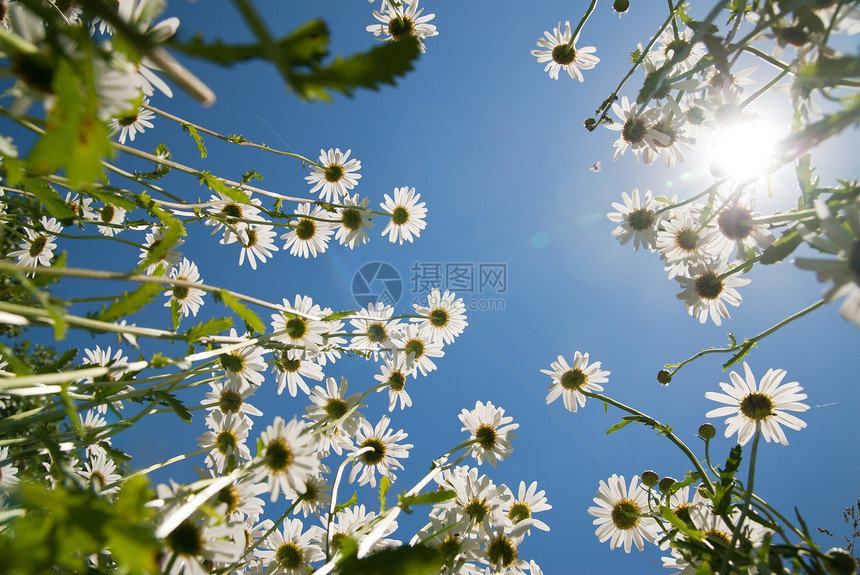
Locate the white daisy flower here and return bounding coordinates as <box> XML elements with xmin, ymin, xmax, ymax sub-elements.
<box><xmin>139</xmin><ymin>226</ymin><xmax>184</xmax><ymax>275</ymax></box>
<box><xmin>656</xmin><ymin>208</ymin><xmax>720</xmax><ymax>279</ymax></box>
<box><xmin>675</xmin><ymin>260</ymin><xmax>750</xmax><ymax>326</ymax></box>
<box><xmin>287</xmin><ymin>474</ymin><xmax>331</xmax><ymax>518</ymax></box>
<box><xmin>502</xmin><ymin>480</ymin><xmax>552</xmax><ymax>533</ymax></box>
<box><xmin>204</xmin><ymin>192</ymin><xmax>263</xmax><ymax>244</ymax></box>
<box><xmin>254</xmin><ymin>517</ymin><xmax>325</xmax><ymax>575</ymax></box>
<box><xmin>201</xmin><ymin>379</ymin><xmax>263</xmax><ymax>420</ymax></box>
<box><xmin>366</xmin><ymin>0</ymin><xmax>438</xmax><ymax>53</ymax></box>
<box><xmin>235</xmin><ymin>223</ymin><xmax>279</xmax><ymax>270</ymax></box>
<box><xmin>530</xmin><ymin>21</ymin><xmax>599</xmax><ymax>81</ymax></box>
<box><xmin>158</xmin><ymin>511</ymin><xmax>243</xmax><ymax>575</ymax></box>
<box><xmin>349</xmin><ymin>302</ymin><xmax>403</xmax><ymax>356</ymax></box>
<box><xmin>305</xmin><ymin>148</ymin><xmax>361</xmax><ymax>203</ymax></box>
<box><xmin>481</xmin><ymin>511</ymin><xmax>534</xmax><ymax>575</ymax></box>
<box><xmin>319</xmin><ymin>504</ymin><xmax>400</xmax><ymax>555</ymax></box>
<box><xmin>273</xmin><ymin>348</ymin><xmax>324</xmax><ymax>397</ymax></box>
<box><xmin>197</xmin><ymin>410</ymin><xmax>253</xmax><ymax>473</ymax></box>
<box><xmin>348</xmin><ymin>415</ymin><xmax>412</xmax><ymax>487</ymax></box>
<box><xmin>109</xmin><ymin>99</ymin><xmax>156</xmax><ymax>144</ymax></box>
<box><xmin>219</xmin><ymin>329</ymin><xmax>267</xmax><ymax>391</ymax></box>
<box><xmin>607</xmin><ymin>188</ymin><xmax>665</xmax><ymax>252</ymax></box>
<box><xmin>0</xmin><ymin>446</ymin><xmax>20</xmax><ymax>495</ymax></box>
<box><xmin>606</xmin><ymin>96</ymin><xmax>665</xmax><ymax>162</ymax></box>
<box><xmin>270</xmin><ymin>295</ymin><xmax>328</xmax><ymax>354</ymax></box>
<box><xmin>374</xmin><ymin>352</ymin><xmax>413</xmax><ymax>411</ymax></box>
<box><xmin>641</xmin><ymin>103</ymin><xmax>696</xmax><ymax>167</ymax></box>
<box><xmin>650</xmin><ymin>25</ymin><xmax>707</xmax><ymax>72</ymax></box>
<box><xmin>81</xmin><ymin>451</ymin><xmax>122</xmax><ymax>495</ymax></box>
<box><xmin>96</xmin><ymin>203</ymin><xmax>127</xmax><ymax>237</ymax></box>
<box><xmin>64</xmin><ymin>192</ymin><xmax>95</xmax><ymax>222</ymax></box>
<box><xmin>542</xmin><ymin>351</ymin><xmax>609</xmax><ymax>413</ymax></box>
<box><xmin>256</xmin><ymin>416</ymin><xmax>320</xmax><ymax>502</ymax></box>
<box><xmin>713</xmin><ymin>199</ymin><xmax>775</xmax><ymax>261</ymax></box>
<box><xmin>415</xmin><ymin>508</ymin><xmax>484</xmax><ymax>573</ymax></box>
<box><xmin>281</xmin><ymin>203</ymin><xmax>334</xmax><ymax>259</ymax></box>
<box><xmin>164</xmin><ymin>257</ymin><xmax>206</xmax><ymax>318</ymax></box>
<box><xmin>459</xmin><ymin>401</ymin><xmax>519</xmax><ymax>468</ymax></box>
<box><xmin>379</xmin><ymin>186</ymin><xmax>427</xmax><ymax>244</ymax></box>
<box><xmin>9</xmin><ymin>216</ymin><xmax>62</xmax><ymax>275</ymax></box>
<box><xmin>393</xmin><ymin>324</ymin><xmax>444</xmax><ymax>377</ymax></box>
<box><xmin>705</xmin><ymin>362</ymin><xmax>809</xmax><ymax>446</ymax></box>
<box><xmin>81</xmin><ymin>345</ymin><xmax>130</xmax><ymax>414</ymax></box>
<box><xmin>79</xmin><ymin>409</ymin><xmax>112</xmax><ymax>459</ymax></box>
<box><xmin>434</xmin><ymin>465</ymin><xmax>510</xmax><ymax>537</ymax></box>
<box><xmin>795</xmin><ymin>198</ymin><xmax>860</xmax><ymax>327</ymax></box>
<box><xmin>411</xmin><ymin>288</ymin><xmax>468</xmax><ymax>345</ymax></box>
<box><xmin>304</xmin><ymin>376</ymin><xmax>363</xmax><ymax>456</ymax></box>
<box><xmin>194</xmin><ymin>466</ymin><xmax>268</xmax><ymax>522</ymax></box>
<box><xmin>335</xmin><ymin>193</ymin><xmax>374</xmax><ymax>249</ymax></box>
<box><xmin>587</xmin><ymin>474</ymin><xmax>659</xmax><ymax>553</ymax></box>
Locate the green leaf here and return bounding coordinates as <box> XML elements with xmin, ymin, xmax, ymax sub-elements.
<box><xmin>218</xmin><ymin>291</ymin><xmax>264</xmax><ymax>334</ymax></box>
<box><xmin>379</xmin><ymin>476</ymin><xmax>390</xmax><ymax>513</ymax></box>
<box><xmin>25</xmin><ymin>179</ymin><xmax>76</xmax><ymax>222</ymax></box>
<box><xmin>97</xmin><ymin>282</ymin><xmax>165</xmax><ymax>322</ymax></box>
<box><xmin>173</xmin><ymin>19</ymin><xmax>330</xmax><ymax>67</ymax></box>
<box><xmin>333</xmin><ymin>492</ymin><xmax>358</xmax><ymax>516</ymax></box>
<box><xmin>289</xmin><ymin>36</ymin><xmax>421</xmax><ymax>101</ymax></box>
<box><xmin>182</xmin><ymin>124</ymin><xmax>207</xmax><ymax>158</ymax></box>
<box><xmin>135</xmin><ymin>219</ymin><xmax>184</xmax><ymax>276</ymax></box>
<box><xmin>198</xmin><ymin>171</ymin><xmax>250</xmax><ymax>204</ymax></box>
<box><xmin>36</xmin><ymin>348</ymin><xmax>78</xmax><ymax>374</ymax></box>
<box><xmin>27</xmin><ymin>59</ymin><xmax>111</xmax><ymax>187</ymax></box>
<box><xmin>797</xmin><ymin>54</ymin><xmax>860</xmax><ymax>88</ymax></box>
<box><xmin>155</xmin><ymin>391</ymin><xmax>192</xmax><ymax>423</ymax></box>
<box><xmin>337</xmin><ymin>544</ymin><xmax>443</xmax><ymax>575</ymax></box>
<box><xmin>170</xmin><ymin>299</ymin><xmax>181</xmax><ymax>331</ymax></box>
<box><xmin>606</xmin><ymin>418</ymin><xmax>637</xmax><ymax>435</ymax></box>
<box><xmin>323</xmin><ymin>309</ymin><xmax>357</xmax><ymax>321</ymax></box>
<box><xmin>760</xmin><ymin>228</ymin><xmax>803</xmax><ymax>265</ymax></box>
<box><xmin>86</xmin><ymin>187</ymin><xmax>139</xmax><ymax>212</ymax></box>
<box><xmin>0</xmin><ymin>343</ymin><xmax>32</xmax><ymax>375</ymax></box>
<box><xmin>398</xmin><ymin>489</ymin><xmax>456</xmax><ymax>513</ymax></box>
<box><xmin>184</xmin><ymin>317</ymin><xmax>233</xmax><ymax>343</ymax></box>
<box><xmin>723</xmin><ymin>340</ymin><xmax>756</xmax><ymax>370</ymax></box>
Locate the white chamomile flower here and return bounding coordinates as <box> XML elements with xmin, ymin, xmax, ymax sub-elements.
<box><xmin>305</xmin><ymin>148</ymin><xmax>361</xmax><ymax>203</ymax></box>
<box><xmin>304</xmin><ymin>376</ymin><xmax>363</xmax><ymax>456</ymax></box>
<box><xmin>270</xmin><ymin>295</ymin><xmax>327</xmax><ymax>354</ymax></box>
<box><xmin>235</xmin><ymin>223</ymin><xmax>279</xmax><ymax>269</ymax></box>
<box><xmin>606</xmin><ymin>96</ymin><xmax>664</xmax><ymax>162</ymax></box>
<box><xmin>705</xmin><ymin>362</ymin><xmax>809</xmax><ymax>446</ymax></box>
<box><xmin>459</xmin><ymin>401</ymin><xmax>519</xmax><ymax>468</ymax></box>
<box><xmin>713</xmin><ymin>199</ymin><xmax>775</xmax><ymax>261</ymax></box>
<box><xmin>335</xmin><ymin>193</ymin><xmax>374</xmax><ymax>249</ymax></box>
<box><xmin>349</xmin><ymin>302</ymin><xmax>402</xmax><ymax>355</ymax></box>
<box><xmin>253</xmin><ymin>517</ymin><xmax>325</xmax><ymax>575</ymax></box>
<box><xmin>256</xmin><ymin>417</ymin><xmax>320</xmax><ymax>502</ymax></box>
<box><xmin>607</xmin><ymin>188</ymin><xmax>665</xmax><ymax>252</ymax></box>
<box><xmin>375</xmin><ymin>352</ymin><xmax>412</xmax><ymax>411</ymax></box>
<box><xmin>82</xmin><ymin>451</ymin><xmax>122</xmax><ymax>495</ymax></box>
<box><xmin>411</xmin><ymin>288</ymin><xmax>468</xmax><ymax>345</ymax></box>
<box><xmin>139</xmin><ymin>226</ymin><xmax>184</xmax><ymax>275</ymax></box>
<box><xmin>530</xmin><ymin>20</ymin><xmax>599</xmax><ymax>81</ymax></box>
<box><xmin>434</xmin><ymin>465</ymin><xmax>510</xmax><ymax>537</ymax></box>
<box><xmin>204</xmin><ymin>192</ymin><xmax>263</xmax><ymax>244</ymax></box>
<box><xmin>8</xmin><ymin>216</ymin><xmax>62</xmax><ymax>275</ymax></box>
<box><xmin>219</xmin><ymin>329</ymin><xmax>267</xmax><ymax>391</ymax></box>
<box><xmin>96</xmin><ymin>203</ymin><xmax>127</xmax><ymax>237</ymax></box>
<box><xmin>273</xmin><ymin>348</ymin><xmax>324</xmax><ymax>397</ymax></box>
<box><xmin>380</xmin><ymin>186</ymin><xmax>427</xmax><ymax>244</ymax></box>
<box><xmin>197</xmin><ymin>410</ymin><xmax>253</xmax><ymax>473</ymax></box>
<box><xmin>366</xmin><ymin>0</ymin><xmax>438</xmax><ymax>53</ymax></box>
<box><xmin>110</xmin><ymin>98</ymin><xmax>155</xmax><ymax>144</ymax></box>
<box><xmin>164</xmin><ymin>257</ymin><xmax>206</xmax><ymax>318</ymax></box>
<box><xmin>0</xmin><ymin>446</ymin><xmax>20</xmax><ymax>495</ymax></box>
<box><xmin>587</xmin><ymin>474</ymin><xmax>659</xmax><ymax>553</ymax></box>
<box><xmin>64</xmin><ymin>192</ymin><xmax>95</xmax><ymax>221</ymax></box>
<box><xmin>202</xmin><ymin>379</ymin><xmax>263</xmax><ymax>419</ymax></box>
<box><xmin>542</xmin><ymin>351</ymin><xmax>609</xmax><ymax>413</ymax></box>
<box><xmin>348</xmin><ymin>415</ymin><xmax>412</xmax><ymax>487</ymax></box>
<box><xmin>675</xmin><ymin>260</ymin><xmax>750</xmax><ymax>326</ymax></box>
<box><xmin>393</xmin><ymin>324</ymin><xmax>443</xmax><ymax>377</ymax></box>
<box><xmin>656</xmin><ymin>208</ymin><xmax>720</xmax><ymax>279</ymax></box>
<box><xmin>502</xmin><ymin>480</ymin><xmax>552</xmax><ymax>533</ymax></box>
<box><xmin>281</xmin><ymin>203</ymin><xmax>334</xmax><ymax>259</ymax></box>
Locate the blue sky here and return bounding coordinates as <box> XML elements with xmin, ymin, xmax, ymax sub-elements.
<box><xmin>12</xmin><ymin>0</ymin><xmax>859</xmax><ymax>572</ymax></box>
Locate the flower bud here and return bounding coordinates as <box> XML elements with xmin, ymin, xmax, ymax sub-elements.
<box><xmin>658</xmin><ymin>476</ymin><xmax>677</xmax><ymax>494</ymax></box>
<box><xmin>825</xmin><ymin>548</ymin><xmax>858</xmax><ymax>575</ymax></box>
<box><xmin>584</xmin><ymin>118</ymin><xmax>598</xmax><ymax>132</ymax></box>
<box><xmin>657</xmin><ymin>370</ymin><xmax>672</xmax><ymax>385</ymax></box>
<box><xmin>698</xmin><ymin>423</ymin><xmax>716</xmax><ymax>439</ymax></box>
<box><xmin>613</xmin><ymin>0</ymin><xmax>630</xmax><ymax>14</ymax></box>
<box><xmin>640</xmin><ymin>470</ymin><xmax>659</xmax><ymax>488</ymax></box>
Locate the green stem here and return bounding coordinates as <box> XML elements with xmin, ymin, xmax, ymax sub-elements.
<box><xmin>667</xmin><ymin>299</ymin><xmax>827</xmax><ymax>378</ymax></box>
<box><xmin>570</xmin><ymin>0</ymin><xmax>599</xmax><ymax>47</ymax></box>
<box><xmin>583</xmin><ymin>391</ymin><xmax>714</xmax><ymax>493</ymax></box>
<box><xmin>720</xmin><ymin>423</ymin><xmax>761</xmax><ymax>575</ymax></box>
<box><xmin>144</xmin><ymin>104</ymin><xmax>320</xmax><ymax>167</ymax></box>
<box><xmin>712</xmin><ymin>254</ymin><xmax>763</xmax><ymax>285</ymax></box>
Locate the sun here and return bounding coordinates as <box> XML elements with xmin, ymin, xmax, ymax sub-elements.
<box><xmin>709</xmin><ymin>120</ymin><xmax>780</xmax><ymax>181</ymax></box>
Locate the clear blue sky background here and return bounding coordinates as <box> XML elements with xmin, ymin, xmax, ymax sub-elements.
<box><xmin>19</xmin><ymin>1</ymin><xmax>859</xmax><ymax>572</ymax></box>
